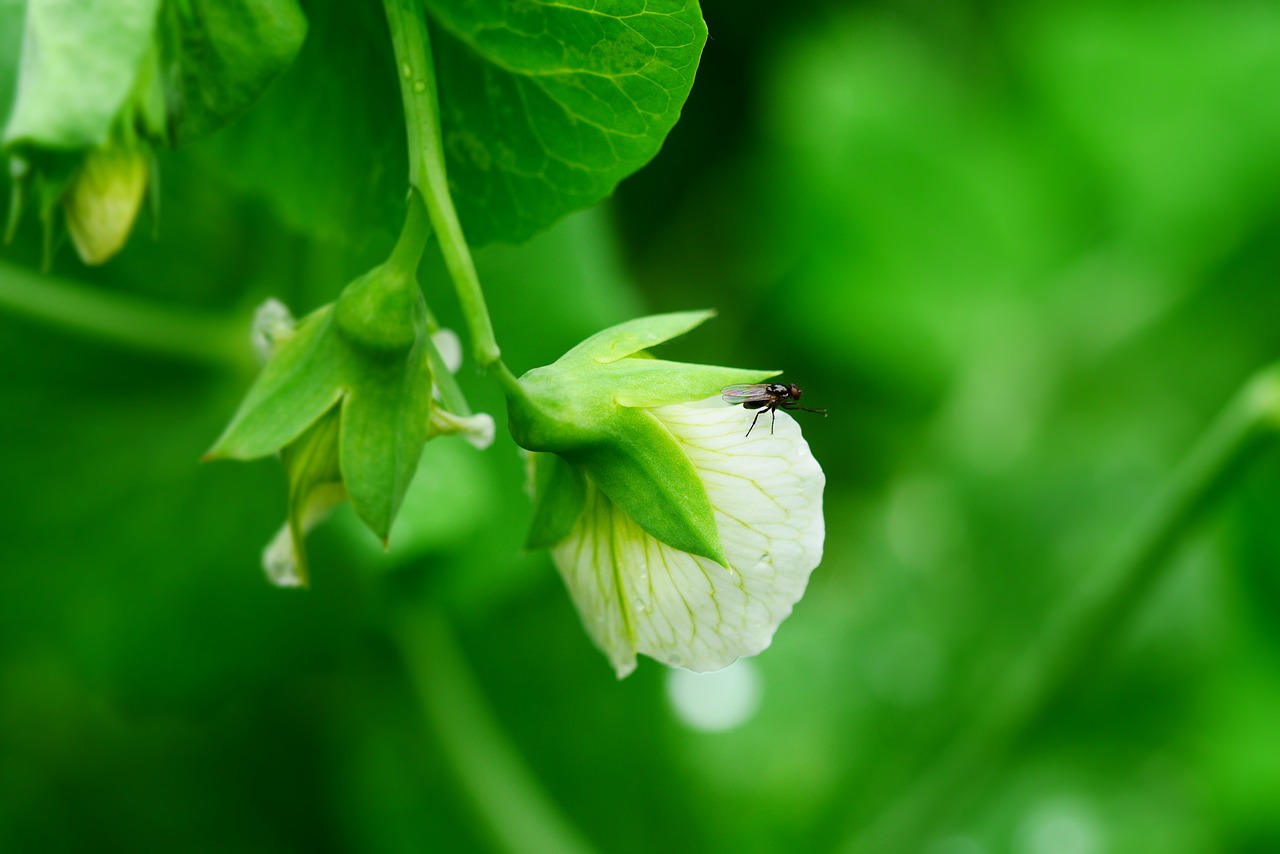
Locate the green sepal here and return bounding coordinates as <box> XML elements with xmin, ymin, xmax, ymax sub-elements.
<box><xmin>5</xmin><ymin>156</ymin><xmax>31</xmax><ymax>245</ymax></box>
<box><xmin>340</xmin><ymin>340</ymin><xmax>433</xmax><ymax>542</ymax></box>
<box><xmin>508</xmin><ymin>310</ymin><xmax>777</xmax><ymax>565</ymax></box>
<box><xmin>163</xmin><ymin>0</ymin><xmax>308</xmax><ymax>146</ymax></box>
<box><xmin>567</xmin><ymin>407</ymin><xmax>726</xmax><ymax>566</ymax></box>
<box><xmin>279</xmin><ymin>407</ymin><xmax>344</xmax><ymax>587</ymax></box>
<box><xmin>204</xmin><ymin>305</ymin><xmax>345</xmax><ymax>461</ymax></box>
<box><xmin>526</xmin><ymin>452</ymin><xmax>586</xmax><ymax>550</ymax></box>
<box><xmin>30</xmin><ymin>153</ymin><xmax>79</xmax><ymax>270</ymax></box>
<box><xmin>561</xmin><ymin>309</ymin><xmax>716</xmax><ymax>365</ymax></box>
<box><xmin>608</xmin><ymin>360</ymin><xmax>778</xmax><ymax>408</ymax></box>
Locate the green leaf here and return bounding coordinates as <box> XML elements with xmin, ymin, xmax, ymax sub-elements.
<box><xmin>339</xmin><ymin>342</ymin><xmax>434</xmax><ymax>542</ymax></box>
<box><xmin>3</xmin><ymin>0</ymin><xmax>161</xmax><ymax>149</ymax></box>
<box><xmin>205</xmin><ymin>307</ymin><xmax>345</xmax><ymax>461</ymax></box>
<box><xmin>424</xmin><ymin>0</ymin><xmax>707</xmax><ymax>245</ymax></box>
<box><xmin>567</xmin><ymin>406</ymin><xmax>725</xmax><ymax>566</ymax></box>
<box><xmin>185</xmin><ymin>2</ymin><xmax>405</xmax><ymax>244</ymax></box>
<box><xmin>526</xmin><ymin>452</ymin><xmax>586</xmax><ymax>550</ymax></box>
<box><xmin>165</xmin><ymin>0</ymin><xmax>308</xmax><ymax>146</ymax></box>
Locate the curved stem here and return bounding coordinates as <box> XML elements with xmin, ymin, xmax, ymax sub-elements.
<box><xmin>383</xmin><ymin>0</ymin><xmax>501</xmax><ymax>368</ymax></box>
<box><xmin>489</xmin><ymin>357</ymin><xmax>528</xmax><ymax>404</ymax></box>
<box><xmin>0</xmin><ymin>259</ymin><xmax>250</xmax><ymax>370</ymax></box>
<box><xmin>845</xmin><ymin>363</ymin><xmax>1280</xmax><ymax>852</ymax></box>
<box><xmin>395</xmin><ymin>604</ymin><xmax>597</xmax><ymax>854</ymax></box>
<box><xmin>386</xmin><ymin>189</ymin><xmax>432</xmax><ymax>278</ymax></box>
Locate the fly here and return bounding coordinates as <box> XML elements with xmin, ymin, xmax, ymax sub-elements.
<box><xmin>721</xmin><ymin>382</ymin><xmax>826</xmax><ymax>437</ymax></box>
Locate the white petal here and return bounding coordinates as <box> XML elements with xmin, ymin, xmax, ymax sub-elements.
<box><xmin>259</xmin><ymin>484</ymin><xmax>345</xmax><ymax>588</ymax></box>
<box><xmin>432</xmin><ymin>328</ymin><xmax>463</xmax><ymax>374</ymax></box>
<box><xmin>552</xmin><ymin>401</ymin><xmax>825</xmax><ymax>676</ymax></box>
<box><xmin>251</xmin><ymin>298</ymin><xmax>296</xmax><ymax>364</ymax></box>
<box><xmin>429</xmin><ymin>408</ymin><xmax>496</xmax><ymax>450</ymax></box>
<box><xmin>262</xmin><ymin>523</ymin><xmax>306</xmax><ymax>588</ymax></box>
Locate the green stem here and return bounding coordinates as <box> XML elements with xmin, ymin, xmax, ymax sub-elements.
<box><xmin>489</xmin><ymin>357</ymin><xmax>528</xmax><ymax>404</ymax></box>
<box><xmin>386</xmin><ymin>189</ymin><xmax>432</xmax><ymax>278</ymax></box>
<box><xmin>846</xmin><ymin>363</ymin><xmax>1280</xmax><ymax>852</ymax></box>
<box><xmin>383</xmin><ymin>0</ymin><xmax>501</xmax><ymax>368</ymax></box>
<box><xmin>395</xmin><ymin>605</ymin><xmax>597</xmax><ymax>854</ymax></box>
<box><xmin>0</xmin><ymin>259</ymin><xmax>250</xmax><ymax>370</ymax></box>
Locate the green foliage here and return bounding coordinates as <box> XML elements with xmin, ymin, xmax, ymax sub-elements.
<box><xmin>164</xmin><ymin>0</ymin><xmax>308</xmax><ymax>146</ymax></box>
<box><xmin>4</xmin><ymin>0</ymin><xmax>1280</xmax><ymax>852</ymax></box>
<box><xmin>425</xmin><ymin>0</ymin><xmax>707</xmax><ymax>244</ymax></box>
<box><xmin>2</xmin><ymin>0</ymin><xmax>307</xmax><ymax>264</ymax></box>
<box><xmin>2</xmin><ymin>0</ymin><xmax>160</xmax><ymax>149</ymax></box>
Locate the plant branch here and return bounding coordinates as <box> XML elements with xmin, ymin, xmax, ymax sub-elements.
<box><xmin>845</xmin><ymin>363</ymin><xmax>1280</xmax><ymax>852</ymax></box>
<box><xmin>0</xmin><ymin>259</ymin><xmax>250</xmax><ymax>370</ymax></box>
<box><xmin>383</xmin><ymin>0</ymin><xmax>501</xmax><ymax>368</ymax></box>
<box><xmin>395</xmin><ymin>605</ymin><xmax>597</xmax><ymax>854</ymax></box>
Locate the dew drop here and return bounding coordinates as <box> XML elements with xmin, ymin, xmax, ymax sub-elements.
<box><xmin>413</xmin><ymin>80</ymin><xmax>427</xmax><ymax>93</ymax></box>
<box><xmin>401</xmin><ymin>63</ymin><xmax>412</xmax><ymax>78</ymax></box>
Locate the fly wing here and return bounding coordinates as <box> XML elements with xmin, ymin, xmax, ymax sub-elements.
<box><xmin>721</xmin><ymin>384</ymin><xmax>771</xmax><ymax>405</ymax></box>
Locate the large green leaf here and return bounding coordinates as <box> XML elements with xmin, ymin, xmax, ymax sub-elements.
<box><xmin>425</xmin><ymin>0</ymin><xmax>707</xmax><ymax>245</ymax></box>
<box><xmin>186</xmin><ymin>2</ymin><xmax>404</xmax><ymax>245</ymax></box>
<box><xmin>3</xmin><ymin>0</ymin><xmax>160</xmax><ymax>149</ymax></box>
<box><xmin>166</xmin><ymin>0</ymin><xmax>307</xmax><ymax>146</ymax></box>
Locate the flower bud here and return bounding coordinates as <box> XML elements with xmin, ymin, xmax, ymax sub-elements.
<box><xmin>61</xmin><ymin>143</ymin><xmax>149</xmax><ymax>264</ymax></box>
<box><xmin>207</xmin><ymin>262</ymin><xmax>436</xmax><ymax>579</ymax></box>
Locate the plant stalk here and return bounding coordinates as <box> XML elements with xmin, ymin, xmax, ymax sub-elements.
<box><xmin>395</xmin><ymin>605</ymin><xmax>597</xmax><ymax>854</ymax></box>
<box><xmin>0</xmin><ymin>259</ymin><xmax>250</xmax><ymax>370</ymax></box>
<box><xmin>845</xmin><ymin>363</ymin><xmax>1280</xmax><ymax>851</ymax></box>
<box><xmin>383</xmin><ymin>0</ymin><xmax>501</xmax><ymax>368</ymax></box>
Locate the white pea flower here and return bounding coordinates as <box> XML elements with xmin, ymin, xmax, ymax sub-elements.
<box><xmin>508</xmin><ymin>310</ymin><xmax>827</xmax><ymax>677</ymax></box>
<box><xmin>550</xmin><ymin>401</ymin><xmax>824</xmax><ymax>677</ymax></box>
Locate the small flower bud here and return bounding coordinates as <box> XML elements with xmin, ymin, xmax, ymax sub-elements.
<box><xmin>208</xmin><ymin>264</ymin><xmax>437</xmax><ymax>580</ymax></box>
<box><xmin>62</xmin><ymin>143</ymin><xmax>149</xmax><ymax>265</ymax></box>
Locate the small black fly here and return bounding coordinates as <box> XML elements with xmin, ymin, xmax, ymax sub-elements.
<box><xmin>721</xmin><ymin>383</ymin><xmax>827</xmax><ymax>437</ymax></box>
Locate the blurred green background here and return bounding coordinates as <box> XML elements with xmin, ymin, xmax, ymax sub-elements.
<box><xmin>4</xmin><ymin>0</ymin><xmax>1280</xmax><ymax>851</ymax></box>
